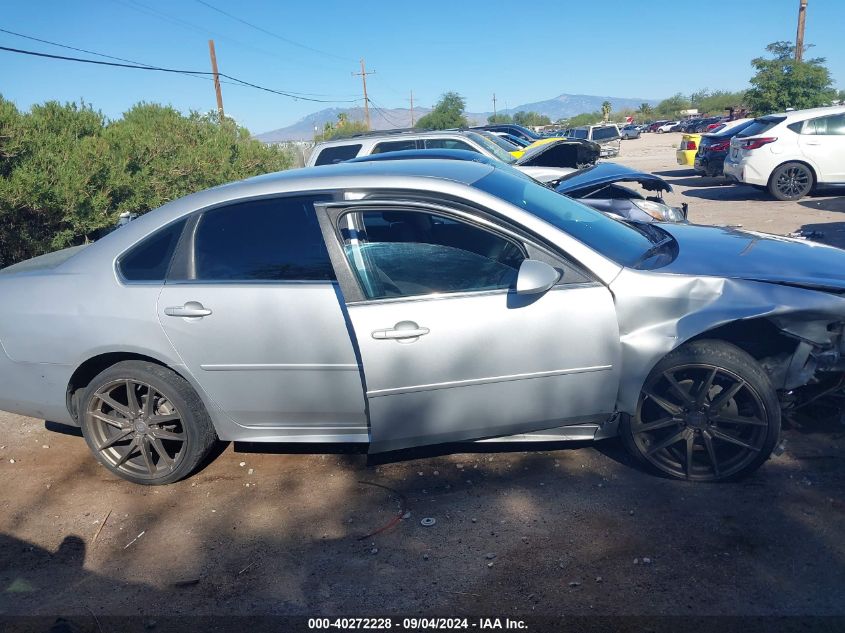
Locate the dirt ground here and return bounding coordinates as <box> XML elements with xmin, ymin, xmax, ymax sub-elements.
<box><xmin>2</xmin><ymin>133</ymin><xmax>845</xmax><ymax>630</ymax></box>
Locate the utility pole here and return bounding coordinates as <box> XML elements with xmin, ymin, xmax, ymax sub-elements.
<box><xmin>208</xmin><ymin>39</ymin><xmax>224</xmax><ymax>118</ymax></box>
<box><xmin>352</xmin><ymin>58</ymin><xmax>375</xmax><ymax>130</ymax></box>
<box><xmin>795</xmin><ymin>0</ymin><xmax>808</xmax><ymax>61</ymax></box>
<box><xmin>492</xmin><ymin>93</ymin><xmax>497</xmax><ymax>120</ymax></box>
<box><xmin>409</xmin><ymin>90</ymin><xmax>414</xmax><ymax>127</ymax></box>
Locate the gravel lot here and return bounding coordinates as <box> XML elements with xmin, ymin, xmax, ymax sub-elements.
<box><xmin>2</xmin><ymin>133</ymin><xmax>845</xmax><ymax>630</ymax></box>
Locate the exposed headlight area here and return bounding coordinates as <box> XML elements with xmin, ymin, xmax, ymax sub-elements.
<box><xmin>632</xmin><ymin>199</ymin><xmax>687</xmax><ymax>223</ymax></box>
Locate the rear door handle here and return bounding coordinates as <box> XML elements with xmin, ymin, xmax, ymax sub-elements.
<box><xmin>372</xmin><ymin>321</ymin><xmax>430</xmax><ymax>341</ymax></box>
<box><xmin>164</xmin><ymin>301</ymin><xmax>212</xmax><ymax>318</ymax></box>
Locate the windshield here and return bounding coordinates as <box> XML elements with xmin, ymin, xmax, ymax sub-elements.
<box><xmin>466</xmin><ymin>131</ymin><xmax>517</xmax><ymax>164</ymax></box>
<box><xmin>477</xmin><ymin>130</ymin><xmax>520</xmax><ymax>153</ymax></box>
<box><xmin>473</xmin><ymin>168</ymin><xmax>673</xmax><ymax>269</ymax></box>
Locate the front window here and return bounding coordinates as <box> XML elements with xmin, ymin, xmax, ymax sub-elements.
<box><xmin>340</xmin><ymin>210</ymin><xmax>525</xmax><ymax>300</ymax></box>
<box><xmin>473</xmin><ymin>168</ymin><xmax>674</xmax><ymax>270</ymax></box>
<box><xmin>801</xmin><ymin>113</ymin><xmax>845</xmax><ymax>135</ymax></box>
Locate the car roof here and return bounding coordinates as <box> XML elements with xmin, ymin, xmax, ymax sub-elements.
<box><xmin>314</xmin><ymin>129</ymin><xmax>479</xmax><ymax>148</ymax></box>
<box><xmin>763</xmin><ymin>105</ymin><xmax>845</xmax><ymax>121</ymax></box>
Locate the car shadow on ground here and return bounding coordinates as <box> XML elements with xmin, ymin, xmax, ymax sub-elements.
<box><xmin>796</xmin><ymin>221</ymin><xmax>845</xmax><ymax>249</ymax></box>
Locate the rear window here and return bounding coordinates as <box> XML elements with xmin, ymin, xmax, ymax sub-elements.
<box><xmin>372</xmin><ymin>139</ymin><xmax>418</xmax><ymax>154</ymax></box>
<box><xmin>737</xmin><ymin>117</ymin><xmax>785</xmax><ymax>138</ymax></box>
<box><xmin>592</xmin><ymin>127</ymin><xmax>620</xmax><ymax>141</ymax></box>
<box><xmin>314</xmin><ymin>144</ymin><xmax>362</xmax><ymax>166</ymax></box>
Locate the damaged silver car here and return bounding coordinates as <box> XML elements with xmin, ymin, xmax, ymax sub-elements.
<box><xmin>1</xmin><ymin>159</ymin><xmax>843</xmax><ymax>484</ymax></box>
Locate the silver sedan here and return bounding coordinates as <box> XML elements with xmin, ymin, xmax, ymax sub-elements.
<box><xmin>2</xmin><ymin>159</ymin><xmax>845</xmax><ymax>484</ymax></box>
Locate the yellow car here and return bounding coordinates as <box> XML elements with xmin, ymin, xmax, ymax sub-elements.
<box><xmin>511</xmin><ymin>136</ymin><xmax>558</xmax><ymax>158</ymax></box>
<box><xmin>676</xmin><ymin>133</ymin><xmax>702</xmax><ymax>166</ymax></box>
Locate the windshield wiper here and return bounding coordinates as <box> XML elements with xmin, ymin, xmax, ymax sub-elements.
<box><xmin>631</xmin><ymin>236</ymin><xmax>674</xmax><ymax>269</ymax></box>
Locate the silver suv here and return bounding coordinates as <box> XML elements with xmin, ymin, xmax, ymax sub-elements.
<box><xmin>307</xmin><ymin>129</ymin><xmax>576</xmax><ymax>183</ymax></box>
<box><xmin>564</xmin><ymin>124</ymin><xmax>622</xmax><ymax>157</ymax></box>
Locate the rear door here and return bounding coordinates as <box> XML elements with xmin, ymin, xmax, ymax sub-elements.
<box><xmin>156</xmin><ymin>195</ymin><xmax>367</xmax><ymax>438</ymax></box>
<box><xmin>316</xmin><ymin>200</ymin><xmax>621</xmax><ymax>452</ymax></box>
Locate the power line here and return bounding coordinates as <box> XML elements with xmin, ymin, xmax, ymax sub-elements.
<box><xmin>112</xmin><ymin>0</ymin><xmax>351</xmax><ymax>77</ymax></box>
<box><xmin>0</xmin><ymin>44</ymin><xmax>361</xmax><ymax>104</ymax></box>
<box><xmin>194</xmin><ymin>0</ymin><xmax>353</xmax><ymax>64</ymax></box>
<box><xmin>367</xmin><ymin>98</ymin><xmax>402</xmax><ymax>129</ymax></box>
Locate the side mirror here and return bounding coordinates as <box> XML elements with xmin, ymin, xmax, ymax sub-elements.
<box><xmin>516</xmin><ymin>259</ymin><xmax>561</xmax><ymax>296</ymax></box>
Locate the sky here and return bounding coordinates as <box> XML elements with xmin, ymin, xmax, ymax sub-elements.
<box><xmin>1</xmin><ymin>0</ymin><xmax>843</xmax><ymax>134</ymax></box>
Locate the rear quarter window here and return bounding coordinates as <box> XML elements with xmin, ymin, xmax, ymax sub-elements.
<box><xmin>314</xmin><ymin>144</ymin><xmax>362</xmax><ymax>165</ymax></box>
<box><xmin>119</xmin><ymin>218</ymin><xmax>187</xmax><ymax>282</ymax></box>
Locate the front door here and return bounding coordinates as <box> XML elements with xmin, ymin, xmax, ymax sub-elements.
<box><xmin>318</xmin><ymin>202</ymin><xmax>621</xmax><ymax>452</ymax></box>
<box><xmin>798</xmin><ymin>112</ymin><xmax>845</xmax><ymax>183</ymax></box>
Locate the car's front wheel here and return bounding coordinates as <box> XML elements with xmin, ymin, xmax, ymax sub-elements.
<box><xmin>621</xmin><ymin>340</ymin><xmax>780</xmax><ymax>482</ymax></box>
<box><xmin>79</xmin><ymin>361</ymin><xmax>218</xmax><ymax>485</ymax></box>
<box><xmin>768</xmin><ymin>162</ymin><xmax>814</xmax><ymax>201</ymax></box>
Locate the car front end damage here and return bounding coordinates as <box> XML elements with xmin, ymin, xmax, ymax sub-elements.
<box><xmin>607</xmin><ymin>266</ymin><xmax>845</xmax><ymax>436</ymax></box>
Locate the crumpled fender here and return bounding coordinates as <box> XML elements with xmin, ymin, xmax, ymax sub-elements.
<box><xmin>609</xmin><ymin>268</ymin><xmax>845</xmax><ymax>414</ymax></box>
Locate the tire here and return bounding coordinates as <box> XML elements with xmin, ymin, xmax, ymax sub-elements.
<box><xmin>621</xmin><ymin>340</ymin><xmax>780</xmax><ymax>482</ymax></box>
<box><xmin>656</xmin><ymin>128</ymin><xmax>664</xmax><ymax>134</ymax></box>
<box><xmin>768</xmin><ymin>162</ymin><xmax>814</xmax><ymax>201</ymax></box>
<box><xmin>79</xmin><ymin>361</ymin><xmax>218</xmax><ymax>485</ymax></box>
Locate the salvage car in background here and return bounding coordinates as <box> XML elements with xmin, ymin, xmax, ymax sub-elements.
<box><xmin>555</xmin><ymin>163</ymin><xmax>687</xmax><ymax>222</ymax></box>
<box><xmin>349</xmin><ymin>150</ymin><xmax>687</xmax><ymax>224</ymax></box>
<box><xmin>5</xmin><ymin>159</ymin><xmax>845</xmax><ymax>485</ymax></box>
<box><xmin>308</xmin><ymin>130</ymin><xmax>601</xmax><ymax>180</ymax></box>
<box><xmin>676</xmin><ymin>132</ymin><xmax>702</xmax><ymax>166</ymax></box>
<box><xmin>620</xmin><ymin>124</ymin><xmax>641</xmax><ymax>140</ymax></box>
<box><xmin>724</xmin><ymin>105</ymin><xmax>845</xmax><ymax>200</ymax></box>
<box><xmin>694</xmin><ymin>120</ymin><xmax>754</xmax><ymax>177</ymax></box>
<box><xmin>564</xmin><ymin>124</ymin><xmax>622</xmax><ymax>157</ymax></box>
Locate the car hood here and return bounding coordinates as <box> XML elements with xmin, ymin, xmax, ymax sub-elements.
<box><xmin>515</xmin><ymin>139</ymin><xmax>600</xmax><ymax>169</ymax></box>
<box><xmin>555</xmin><ymin>163</ymin><xmax>672</xmax><ymax>195</ymax></box>
<box><xmin>655</xmin><ymin>223</ymin><xmax>845</xmax><ymax>290</ymax></box>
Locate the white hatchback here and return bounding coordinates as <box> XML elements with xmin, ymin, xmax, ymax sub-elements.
<box><xmin>723</xmin><ymin>105</ymin><xmax>845</xmax><ymax>200</ymax></box>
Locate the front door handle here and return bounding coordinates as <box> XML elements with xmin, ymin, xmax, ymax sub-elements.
<box><xmin>164</xmin><ymin>301</ymin><xmax>212</xmax><ymax>318</ymax></box>
<box><xmin>372</xmin><ymin>320</ymin><xmax>430</xmax><ymax>341</ymax></box>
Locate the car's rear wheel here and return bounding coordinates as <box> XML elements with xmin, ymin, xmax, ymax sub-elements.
<box><xmin>79</xmin><ymin>361</ymin><xmax>218</xmax><ymax>485</ymax></box>
<box><xmin>621</xmin><ymin>340</ymin><xmax>780</xmax><ymax>482</ymax></box>
<box><xmin>768</xmin><ymin>162</ymin><xmax>814</xmax><ymax>201</ymax></box>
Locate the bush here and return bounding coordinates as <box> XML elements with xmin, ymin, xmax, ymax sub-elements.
<box><xmin>0</xmin><ymin>97</ymin><xmax>294</xmax><ymax>267</ymax></box>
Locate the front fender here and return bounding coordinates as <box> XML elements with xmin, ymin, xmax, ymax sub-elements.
<box><xmin>610</xmin><ymin>269</ymin><xmax>845</xmax><ymax>414</ymax></box>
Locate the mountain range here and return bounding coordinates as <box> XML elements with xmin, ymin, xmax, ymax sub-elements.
<box><xmin>255</xmin><ymin>93</ymin><xmax>658</xmax><ymax>142</ymax></box>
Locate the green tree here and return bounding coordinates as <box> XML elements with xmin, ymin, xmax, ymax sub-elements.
<box><xmin>601</xmin><ymin>101</ymin><xmax>612</xmax><ymax>122</ymax></box>
<box><xmin>745</xmin><ymin>41</ymin><xmax>837</xmax><ymax>114</ymax></box>
<box><xmin>637</xmin><ymin>103</ymin><xmax>653</xmax><ymax>118</ymax></box>
<box><xmin>314</xmin><ymin>112</ymin><xmax>369</xmax><ymax>142</ymax></box>
<box><xmin>563</xmin><ymin>111</ymin><xmax>603</xmax><ymax>128</ymax></box>
<box><xmin>0</xmin><ymin>96</ymin><xmax>293</xmax><ymax>267</ymax></box>
<box><xmin>653</xmin><ymin>93</ymin><xmax>692</xmax><ymax>118</ymax></box>
<box><xmin>487</xmin><ymin>113</ymin><xmax>513</xmax><ymax>124</ymax></box>
<box><xmin>512</xmin><ymin>111</ymin><xmax>552</xmax><ymax>127</ymax></box>
<box><xmin>415</xmin><ymin>92</ymin><xmax>468</xmax><ymax>129</ymax></box>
